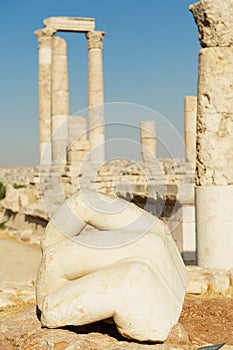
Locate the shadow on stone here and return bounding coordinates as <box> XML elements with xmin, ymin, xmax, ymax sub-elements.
<box><xmin>62</xmin><ymin>319</ymin><xmax>163</xmax><ymax>345</ymax></box>
<box><xmin>36</xmin><ymin>306</ymin><xmax>41</xmax><ymax>321</ymax></box>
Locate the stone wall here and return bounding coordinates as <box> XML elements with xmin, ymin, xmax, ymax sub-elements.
<box><xmin>0</xmin><ymin>167</ymin><xmax>46</xmax><ymax>244</ymax></box>
<box><xmin>0</xmin><ymin>160</ymin><xmax>195</xmax><ymax>260</ymax></box>
<box><xmin>0</xmin><ymin>266</ymin><xmax>232</xmax><ymax>315</ymax></box>
<box><xmin>0</xmin><ymin>167</ymin><xmax>36</xmax><ymax>185</ymax></box>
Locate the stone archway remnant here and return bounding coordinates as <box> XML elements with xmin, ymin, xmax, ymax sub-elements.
<box><xmin>34</xmin><ymin>17</ymin><xmax>105</xmax><ymax>165</ymax></box>
<box><xmin>190</xmin><ymin>0</ymin><xmax>233</xmax><ymax>268</ymax></box>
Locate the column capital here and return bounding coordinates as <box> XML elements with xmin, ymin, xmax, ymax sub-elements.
<box><xmin>86</xmin><ymin>31</ymin><xmax>106</xmax><ymax>50</ymax></box>
<box><xmin>34</xmin><ymin>27</ymin><xmax>56</xmax><ymax>44</ymax></box>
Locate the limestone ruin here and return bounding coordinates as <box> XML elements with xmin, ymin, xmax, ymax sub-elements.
<box><xmin>34</xmin><ymin>17</ymin><xmax>105</xmax><ymax>165</ymax></box>
<box><xmin>36</xmin><ymin>189</ymin><xmax>187</xmax><ymax>342</ymax></box>
<box><xmin>190</xmin><ymin>0</ymin><xmax>233</xmax><ymax>269</ymax></box>
<box><xmin>0</xmin><ymin>16</ymin><xmax>197</xmax><ymax>266</ymax></box>
<box><xmin>2</xmin><ymin>1</ymin><xmax>232</xmax><ymax>272</ymax></box>
<box><xmin>1</xmin><ymin>2</ymin><xmax>233</xmax><ymax>346</ymax></box>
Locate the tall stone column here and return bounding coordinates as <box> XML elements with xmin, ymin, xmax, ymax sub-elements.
<box><xmin>34</xmin><ymin>28</ymin><xmax>54</xmax><ymax>164</ymax></box>
<box><xmin>140</xmin><ymin>121</ymin><xmax>156</xmax><ymax>163</ymax></box>
<box><xmin>190</xmin><ymin>0</ymin><xmax>233</xmax><ymax>268</ymax></box>
<box><xmin>51</xmin><ymin>36</ymin><xmax>69</xmax><ymax>164</ymax></box>
<box><xmin>86</xmin><ymin>31</ymin><xmax>105</xmax><ymax>164</ymax></box>
<box><xmin>184</xmin><ymin>96</ymin><xmax>197</xmax><ymax>165</ymax></box>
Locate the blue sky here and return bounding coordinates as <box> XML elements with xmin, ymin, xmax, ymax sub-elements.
<box><xmin>0</xmin><ymin>0</ymin><xmax>200</xmax><ymax>166</ymax></box>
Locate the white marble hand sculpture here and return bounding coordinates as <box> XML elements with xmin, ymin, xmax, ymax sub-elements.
<box><xmin>36</xmin><ymin>190</ymin><xmax>187</xmax><ymax>342</ymax></box>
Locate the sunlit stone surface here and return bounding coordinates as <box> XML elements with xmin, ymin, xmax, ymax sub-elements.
<box><xmin>36</xmin><ymin>190</ymin><xmax>187</xmax><ymax>342</ymax></box>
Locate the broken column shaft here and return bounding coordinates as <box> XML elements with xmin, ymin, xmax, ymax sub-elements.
<box><xmin>190</xmin><ymin>0</ymin><xmax>233</xmax><ymax>268</ymax></box>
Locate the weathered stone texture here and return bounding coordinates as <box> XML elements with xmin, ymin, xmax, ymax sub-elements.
<box><xmin>86</xmin><ymin>30</ymin><xmax>105</xmax><ymax>50</ymax></box>
<box><xmin>196</xmin><ymin>47</ymin><xmax>233</xmax><ymax>186</ymax></box>
<box><xmin>86</xmin><ymin>31</ymin><xmax>105</xmax><ymax>163</ymax></box>
<box><xmin>207</xmin><ymin>269</ymin><xmax>230</xmax><ymax>293</ymax></box>
<box><xmin>2</xmin><ymin>275</ymin><xmax>233</xmax><ymax>349</ymax></box>
<box><xmin>35</xmin><ymin>17</ymin><xmax>104</xmax><ymax>166</ymax></box>
<box><xmin>186</xmin><ymin>268</ymin><xmax>209</xmax><ymax>295</ymax></box>
<box><xmin>184</xmin><ymin>96</ymin><xmax>197</xmax><ymax>164</ymax></box>
<box><xmin>186</xmin><ymin>266</ymin><xmax>233</xmax><ymax>296</ymax></box>
<box><xmin>189</xmin><ymin>0</ymin><xmax>233</xmax><ymax>47</ymax></box>
<box><xmin>34</xmin><ymin>29</ymin><xmax>53</xmax><ymax>163</ymax></box>
<box><xmin>43</xmin><ymin>16</ymin><xmax>95</xmax><ymax>32</ymax></box>
<box><xmin>51</xmin><ymin>36</ymin><xmax>69</xmax><ymax>165</ymax></box>
<box><xmin>68</xmin><ymin>117</ymin><xmax>90</xmax><ymax>165</ymax></box>
<box><xmin>195</xmin><ymin>185</ymin><xmax>233</xmax><ymax>269</ymax></box>
<box><xmin>190</xmin><ymin>0</ymin><xmax>233</xmax><ymax>269</ymax></box>
<box><xmin>68</xmin><ymin>116</ymin><xmax>87</xmax><ymax>145</ymax></box>
<box><xmin>37</xmin><ymin>190</ymin><xmax>187</xmax><ymax>342</ymax></box>
<box><xmin>2</xmin><ymin>185</ymin><xmax>19</xmax><ymax>213</ymax></box>
<box><xmin>140</xmin><ymin>120</ymin><xmax>156</xmax><ymax>163</ymax></box>
<box><xmin>0</xmin><ymin>304</ymin><xmax>197</xmax><ymax>349</ymax></box>
<box><xmin>0</xmin><ymin>160</ymin><xmax>194</xmax><ymax>250</ymax></box>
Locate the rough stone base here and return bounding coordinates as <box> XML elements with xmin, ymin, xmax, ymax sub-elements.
<box><xmin>0</xmin><ymin>305</ymin><xmax>196</xmax><ymax>349</ymax></box>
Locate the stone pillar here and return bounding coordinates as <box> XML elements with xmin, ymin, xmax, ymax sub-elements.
<box><xmin>34</xmin><ymin>28</ymin><xmax>54</xmax><ymax>164</ymax></box>
<box><xmin>190</xmin><ymin>0</ymin><xmax>233</xmax><ymax>268</ymax></box>
<box><xmin>86</xmin><ymin>31</ymin><xmax>105</xmax><ymax>164</ymax></box>
<box><xmin>140</xmin><ymin>121</ymin><xmax>156</xmax><ymax>163</ymax></box>
<box><xmin>68</xmin><ymin>116</ymin><xmax>87</xmax><ymax>146</ymax></box>
<box><xmin>68</xmin><ymin>116</ymin><xmax>90</xmax><ymax>165</ymax></box>
<box><xmin>51</xmin><ymin>36</ymin><xmax>69</xmax><ymax>165</ymax></box>
<box><xmin>184</xmin><ymin>96</ymin><xmax>197</xmax><ymax>164</ymax></box>
<box><xmin>170</xmin><ymin>205</ymin><xmax>196</xmax><ymax>264</ymax></box>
